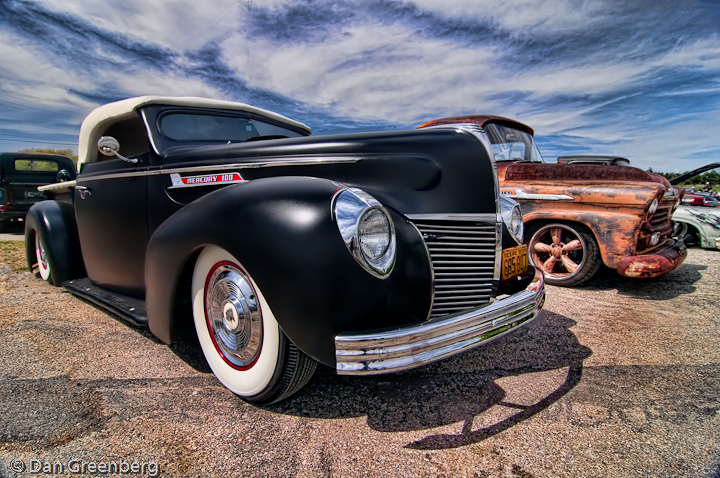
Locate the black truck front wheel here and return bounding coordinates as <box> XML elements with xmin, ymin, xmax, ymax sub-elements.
<box><xmin>191</xmin><ymin>245</ymin><xmax>317</xmax><ymax>404</ymax></box>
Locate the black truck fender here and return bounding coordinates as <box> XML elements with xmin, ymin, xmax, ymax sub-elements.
<box><xmin>145</xmin><ymin>176</ymin><xmax>432</xmax><ymax>366</ymax></box>
<box><xmin>25</xmin><ymin>200</ymin><xmax>85</xmax><ymax>284</ymax></box>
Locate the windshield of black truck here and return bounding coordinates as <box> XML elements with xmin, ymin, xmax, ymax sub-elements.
<box><xmin>159</xmin><ymin>112</ymin><xmax>306</xmax><ymax>143</ymax></box>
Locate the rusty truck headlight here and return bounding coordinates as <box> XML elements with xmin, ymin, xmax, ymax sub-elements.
<box><xmin>333</xmin><ymin>188</ymin><xmax>396</xmax><ymax>278</ymax></box>
<box><xmin>648</xmin><ymin>197</ymin><xmax>659</xmax><ymax>216</ymax></box>
<box><xmin>500</xmin><ymin>195</ymin><xmax>524</xmax><ymax>244</ymax></box>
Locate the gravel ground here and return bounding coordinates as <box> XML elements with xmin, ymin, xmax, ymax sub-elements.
<box><xmin>0</xmin><ymin>246</ymin><xmax>718</xmax><ymax>478</ymax></box>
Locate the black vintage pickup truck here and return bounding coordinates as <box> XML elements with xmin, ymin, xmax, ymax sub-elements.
<box><xmin>26</xmin><ymin>96</ymin><xmax>545</xmax><ymax>403</ymax></box>
<box><xmin>0</xmin><ymin>152</ymin><xmax>75</xmax><ymax>230</ymax></box>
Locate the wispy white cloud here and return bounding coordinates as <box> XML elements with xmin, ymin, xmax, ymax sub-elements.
<box><xmin>536</xmin><ymin>106</ymin><xmax>720</xmax><ymax>172</ymax></box>
<box><xmin>29</xmin><ymin>0</ymin><xmax>245</xmax><ymax>51</ymax></box>
<box><xmin>0</xmin><ymin>0</ymin><xmax>718</xmax><ymax>171</ymax></box>
<box><xmin>0</xmin><ymin>31</ymin><xmax>95</xmax><ymax>110</ymax></box>
<box><xmin>223</xmin><ymin>21</ymin><xmax>503</xmax><ymax>123</ymax></box>
<box><xmin>113</xmin><ymin>71</ymin><xmax>226</xmax><ymax>100</ymax></box>
<box><xmin>406</xmin><ymin>0</ymin><xmax>607</xmax><ymax>32</ymax></box>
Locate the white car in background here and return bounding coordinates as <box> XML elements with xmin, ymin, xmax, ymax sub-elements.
<box><xmin>670</xmin><ymin>163</ymin><xmax>720</xmax><ymax>250</ymax></box>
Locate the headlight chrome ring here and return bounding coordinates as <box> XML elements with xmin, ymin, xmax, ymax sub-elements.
<box><xmin>500</xmin><ymin>195</ymin><xmax>524</xmax><ymax>244</ymax></box>
<box><xmin>333</xmin><ymin>188</ymin><xmax>396</xmax><ymax>278</ymax></box>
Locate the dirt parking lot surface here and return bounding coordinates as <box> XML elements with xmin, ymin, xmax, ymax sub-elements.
<box><xmin>0</xmin><ymin>245</ymin><xmax>718</xmax><ymax>478</ymax></box>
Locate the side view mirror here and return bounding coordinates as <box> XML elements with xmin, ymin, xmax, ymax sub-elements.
<box><xmin>56</xmin><ymin>169</ymin><xmax>75</xmax><ymax>182</ymax></box>
<box><xmin>97</xmin><ymin>136</ymin><xmax>137</xmax><ymax>164</ymax></box>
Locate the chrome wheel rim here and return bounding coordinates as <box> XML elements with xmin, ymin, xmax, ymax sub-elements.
<box><xmin>204</xmin><ymin>261</ymin><xmax>263</xmax><ymax>370</ymax></box>
<box><xmin>35</xmin><ymin>234</ymin><xmax>49</xmax><ymax>278</ymax></box>
<box><xmin>530</xmin><ymin>225</ymin><xmax>587</xmax><ymax>280</ymax></box>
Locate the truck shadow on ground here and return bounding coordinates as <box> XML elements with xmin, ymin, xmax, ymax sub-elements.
<box><xmin>579</xmin><ymin>261</ymin><xmax>705</xmax><ymax>299</ymax></box>
<box><xmin>270</xmin><ymin>310</ymin><xmax>592</xmax><ymax>450</ymax></box>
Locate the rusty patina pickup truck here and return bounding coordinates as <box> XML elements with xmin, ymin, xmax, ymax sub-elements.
<box><xmin>419</xmin><ymin>116</ymin><xmax>686</xmax><ymax>286</ymax></box>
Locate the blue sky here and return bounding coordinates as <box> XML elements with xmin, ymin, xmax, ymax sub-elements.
<box><xmin>1</xmin><ymin>0</ymin><xmax>718</xmax><ymax>172</ymax></box>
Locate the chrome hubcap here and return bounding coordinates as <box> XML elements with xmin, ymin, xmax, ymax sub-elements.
<box><xmin>205</xmin><ymin>263</ymin><xmax>263</xmax><ymax>369</ymax></box>
<box><xmin>36</xmin><ymin>236</ymin><xmax>48</xmax><ymax>269</ymax></box>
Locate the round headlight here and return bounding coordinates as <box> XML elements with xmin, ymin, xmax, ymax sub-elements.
<box><xmin>358</xmin><ymin>208</ymin><xmax>392</xmax><ymax>260</ymax></box>
<box><xmin>648</xmin><ymin>198</ymin><xmax>659</xmax><ymax>216</ymax></box>
<box><xmin>500</xmin><ymin>195</ymin><xmax>524</xmax><ymax>244</ymax></box>
<box><xmin>334</xmin><ymin>188</ymin><xmax>396</xmax><ymax>278</ymax></box>
<box><xmin>511</xmin><ymin>205</ymin><xmax>524</xmax><ymax>241</ymax></box>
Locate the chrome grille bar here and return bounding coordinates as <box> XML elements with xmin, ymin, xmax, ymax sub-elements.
<box><xmin>411</xmin><ymin>218</ymin><xmax>498</xmax><ymax>318</ymax></box>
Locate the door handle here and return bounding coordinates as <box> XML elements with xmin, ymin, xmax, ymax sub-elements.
<box><xmin>76</xmin><ymin>185</ymin><xmax>91</xmax><ymax>199</ymax></box>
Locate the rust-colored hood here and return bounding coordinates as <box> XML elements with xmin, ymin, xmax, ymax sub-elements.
<box><xmin>502</xmin><ymin>162</ymin><xmax>663</xmax><ymax>183</ymax></box>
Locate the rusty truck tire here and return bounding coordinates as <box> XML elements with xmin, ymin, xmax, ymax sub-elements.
<box><xmin>528</xmin><ymin>222</ymin><xmax>601</xmax><ymax>287</ymax></box>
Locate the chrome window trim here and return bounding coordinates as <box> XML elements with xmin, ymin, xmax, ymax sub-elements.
<box><xmin>76</xmin><ymin>157</ymin><xmax>362</xmax><ymax>183</ymax></box>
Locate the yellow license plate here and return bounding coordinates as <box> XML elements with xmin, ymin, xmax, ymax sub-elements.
<box><xmin>501</xmin><ymin>245</ymin><xmax>528</xmax><ymax>280</ymax></box>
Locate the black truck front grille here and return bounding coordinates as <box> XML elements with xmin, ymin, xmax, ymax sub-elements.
<box><xmin>411</xmin><ymin>219</ymin><xmax>498</xmax><ymax>318</ymax></box>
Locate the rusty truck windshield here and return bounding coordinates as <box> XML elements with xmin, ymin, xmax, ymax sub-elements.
<box><xmin>484</xmin><ymin>123</ymin><xmax>544</xmax><ymax>163</ymax></box>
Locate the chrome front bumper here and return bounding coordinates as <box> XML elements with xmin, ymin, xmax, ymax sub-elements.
<box><xmin>335</xmin><ymin>269</ymin><xmax>545</xmax><ymax>375</ymax></box>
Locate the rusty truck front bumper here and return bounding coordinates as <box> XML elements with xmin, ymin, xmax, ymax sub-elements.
<box><xmin>616</xmin><ymin>238</ymin><xmax>687</xmax><ymax>278</ymax></box>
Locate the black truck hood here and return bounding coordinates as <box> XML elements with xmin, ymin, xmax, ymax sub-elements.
<box><xmin>159</xmin><ymin>128</ymin><xmax>498</xmax><ymax>216</ymax></box>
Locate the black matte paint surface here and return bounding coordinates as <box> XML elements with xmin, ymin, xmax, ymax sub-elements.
<box><xmin>61</xmin><ymin>104</ymin><xmax>503</xmax><ymax>365</ymax></box>
<box><xmin>146</xmin><ymin>176</ymin><xmax>433</xmax><ymax>365</ymax></box>
<box><xmin>75</xmin><ymin>157</ymin><xmax>149</xmax><ymax>297</ymax></box>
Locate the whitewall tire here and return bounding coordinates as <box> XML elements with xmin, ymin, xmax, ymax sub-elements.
<box><xmin>35</xmin><ymin>233</ymin><xmax>52</xmax><ymax>282</ymax></box>
<box><xmin>192</xmin><ymin>245</ymin><xmax>316</xmax><ymax>403</ymax></box>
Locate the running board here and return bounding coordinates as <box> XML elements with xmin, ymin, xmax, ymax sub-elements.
<box><xmin>63</xmin><ymin>278</ymin><xmax>148</xmax><ymax>326</ymax></box>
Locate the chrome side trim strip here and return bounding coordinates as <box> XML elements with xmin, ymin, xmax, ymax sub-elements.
<box><xmin>79</xmin><ymin>169</ymin><xmax>163</xmax><ymax>182</ymax></box>
<box><xmin>38</xmin><ymin>180</ymin><xmax>77</xmax><ymax>192</ymax></box>
<box><xmin>165</xmin><ymin>157</ymin><xmax>361</xmax><ymax>173</ymax></box>
<box><xmin>335</xmin><ymin>269</ymin><xmax>545</xmax><ymax>375</ymax></box>
<box><xmin>502</xmin><ymin>190</ymin><xmax>575</xmax><ymax>201</ymax></box>
<box><xmin>77</xmin><ymin>157</ymin><xmax>362</xmax><ymax>183</ymax></box>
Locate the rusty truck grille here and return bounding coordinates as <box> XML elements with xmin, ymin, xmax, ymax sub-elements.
<box><xmin>638</xmin><ymin>203</ymin><xmax>675</xmax><ymax>251</ymax></box>
<box><xmin>643</xmin><ymin>203</ymin><xmax>674</xmax><ymax>238</ymax></box>
<box><xmin>647</xmin><ymin>205</ymin><xmax>672</xmax><ymax>230</ymax></box>
<box><xmin>411</xmin><ymin>219</ymin><xmax>497</xmax><ymax>318</ymax></box>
